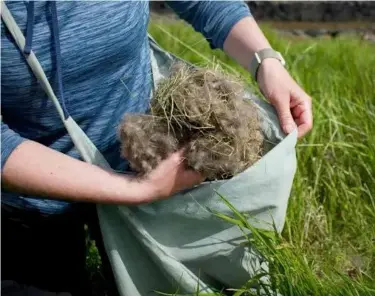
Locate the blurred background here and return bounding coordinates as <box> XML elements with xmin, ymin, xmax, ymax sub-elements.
<box><xmin>150</xmin><ymin>1</ymin><xmax>375</xmax><ymax>42</ymax></box>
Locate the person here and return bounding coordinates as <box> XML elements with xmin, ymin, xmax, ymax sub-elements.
<box><xmin>1</xmin><ymin>1</ymin><xmax>313</xmax><ymax>295</ymax></box>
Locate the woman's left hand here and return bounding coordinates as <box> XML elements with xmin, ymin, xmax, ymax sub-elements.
<box><xmin>257</xmin><ymin>58</ymin><xmax>313</xmax><ymax>138</ymax></box>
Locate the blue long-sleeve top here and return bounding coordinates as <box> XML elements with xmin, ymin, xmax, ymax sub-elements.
<box><xmin>1</xmin><ymin>1</ymin><xmax>251</xmax><ymax>214</ymax></box>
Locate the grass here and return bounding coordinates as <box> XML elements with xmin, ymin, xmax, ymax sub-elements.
<box><xmin>88</xmin><ymin>20</ymin><xmax>375</xmax><ymax>295</ymax></box>
<box><xmin>149</xmin><ymin>20</ymin><xmax>375</xmax><ymax>295</ymax></box>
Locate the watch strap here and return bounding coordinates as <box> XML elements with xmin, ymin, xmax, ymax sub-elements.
<box><xmin>249</xmin><ymin>48</ymin><xmax>285</xmax><ymax>81</ymax></box>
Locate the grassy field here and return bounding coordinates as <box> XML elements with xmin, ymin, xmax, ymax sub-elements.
<box><xmin>89</xmin><ymin>20</ymin><xmax>375</xmax><ymax>295</ymax></box>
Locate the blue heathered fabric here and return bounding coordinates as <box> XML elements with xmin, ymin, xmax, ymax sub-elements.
<box><xmin>1</xmin><ymin>1</ymin><xmax>251</xmax><ymax>214</ymax></box>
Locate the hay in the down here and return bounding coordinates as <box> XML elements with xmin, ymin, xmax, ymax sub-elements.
<box><xmin>118</xmin><ymin>63</ymin><xmax>264</xmax><ymax>180</ymax></box>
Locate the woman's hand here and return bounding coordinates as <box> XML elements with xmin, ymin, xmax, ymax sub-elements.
<box><xmin>141</xmin><ymin>150</ymin><xmax>205</xmax><ymax>201</ymax></box>
<box><xmin>223</xmin><ymin>16</ymin><xmax>313</xmax><ymax>138</ymax></box>
<box><xmin>257</xmin><ymin>59</ymin><xmax>313</xmax><ymax>138</ymax></box>
<box><xmin>2</xmin><ymin>141</ymin><xmax>203</xmax><ymax>206</ymax></box>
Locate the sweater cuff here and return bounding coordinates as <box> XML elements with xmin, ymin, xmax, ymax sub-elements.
<box><xmin>211</xmin><ymin>5</ymin><xmax>251</xmax><ymax>49</ymax></box>
<box><xmin>167</xmin><ymin>1</ymin><xmax>252</xmax><ymax>50</ymax></box>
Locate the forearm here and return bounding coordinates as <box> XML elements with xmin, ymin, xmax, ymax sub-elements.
<box><xmin>1</xmin><ymin>140</ymin><xmax>151</xmax><ymax>205</ymax></box>
<box><xmin>223</xmin><ymin>16</ymin><xmax>271</xmax><ymax>70</ymax></box>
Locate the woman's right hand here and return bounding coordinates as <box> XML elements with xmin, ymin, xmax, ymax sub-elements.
<box><xmin>141</xmin><ymin>150</ymin><xmax>205</xmax><ymax>201</ymax></box>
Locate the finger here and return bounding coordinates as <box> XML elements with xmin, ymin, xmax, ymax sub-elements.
<box><xmin>273</xmin><ymin>94</ymin><xmax>297</xmax><ymax>134</ymax></box>
<box><xmin>297</xmin><ymin>108</ymin><xmax>313</xmax><ymax>138</ymax></box>
<box><xmin>291</xmin><ymin>104</ymin><xmax>305</xmax><ymax>119</ymax></box>
<box><xmin>178</xmin><ymin>169</ymin><xmax>205</xmax><ymax>191</ymax></box>
<box><xmin>165</xmin><ymin>149</ymin><xmax>186</xmax><ymax>167</ymax></box>
<box><xmin>185</xmin><ymin>169</ymin><xmax>205</xmax><ymax>183</ymax></box>
<box><xmin>167</xmin><ymin>151</ymin><xmax>184</xmax><ymax>166</ymax></box>
<box><xmin>294</xmin><ymin>95</ymin><xmax>313</xmax><ymax>138</ymax></box>
<box><xmin>172</xmin><ymin>148</ymin><xmax>205</xmax><ymax>183</ymax></box>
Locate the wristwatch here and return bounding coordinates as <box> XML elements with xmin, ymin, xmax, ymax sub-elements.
<box><xmin>249</xmin><ymin>48</ymin><xmax>286</xmax><ymax>82</ymax></box>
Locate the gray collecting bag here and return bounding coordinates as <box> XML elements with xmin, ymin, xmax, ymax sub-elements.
<box><xmin>1</xmin><ymin>3</ymin><xmax>297</xmax><ymax>295</ymax></box>
<box><xmin>95</xmin><ymin>39</ymin><xmax>298</xmax><ymax>295</ymax></box>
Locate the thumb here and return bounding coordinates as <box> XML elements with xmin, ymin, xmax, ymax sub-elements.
<box><xmin>273</xmin><ymin>96</ymin><xmax>296</xmax><ymax>134</ymax></box>
<box><xmin>182</xmin><ymin>169</ymin><xmax>205</xmax><ymax>185</ymax></box>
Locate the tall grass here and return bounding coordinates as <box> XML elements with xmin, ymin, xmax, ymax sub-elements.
<box><xmin>148</xmin><ymin>19</ymin><xmax>375</xmax><ymax>295</ymax></box>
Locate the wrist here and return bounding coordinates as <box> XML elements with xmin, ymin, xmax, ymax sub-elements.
<box><xmin>258</xmin><ymin>58</ymin><xmax>284</xmax><ymax>78</ymax></box>
<box><xmin>249</xmin><ymin>48</ymin><xmax>286</xmax><ymax>82</ymax></box>
<box><xmin>99</xmin><ymin>172</ymin><xmax>153</xmax><ymax>205</ymax></box>
<box><xmin>256</xmin><ymin>58</ymin><xmax>285</xmax><ymax>96</ymax></box>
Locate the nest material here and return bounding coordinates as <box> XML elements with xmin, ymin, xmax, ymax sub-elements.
<box><xmin>118</xmin><ymin>63</ymin><xmax>264</xmax><ymax>180</ymax></box>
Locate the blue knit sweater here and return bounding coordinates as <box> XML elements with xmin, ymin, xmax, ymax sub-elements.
<box><xmin>1</xmin><ymin>1</ymin><xmax>251</xmax><ymax>214</ymax></box>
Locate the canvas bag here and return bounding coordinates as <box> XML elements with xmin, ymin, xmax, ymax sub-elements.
<box><xmin>1</xmin><ymin>2</ymin><xmax>297</xmax><ymax>295</ymax></box>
